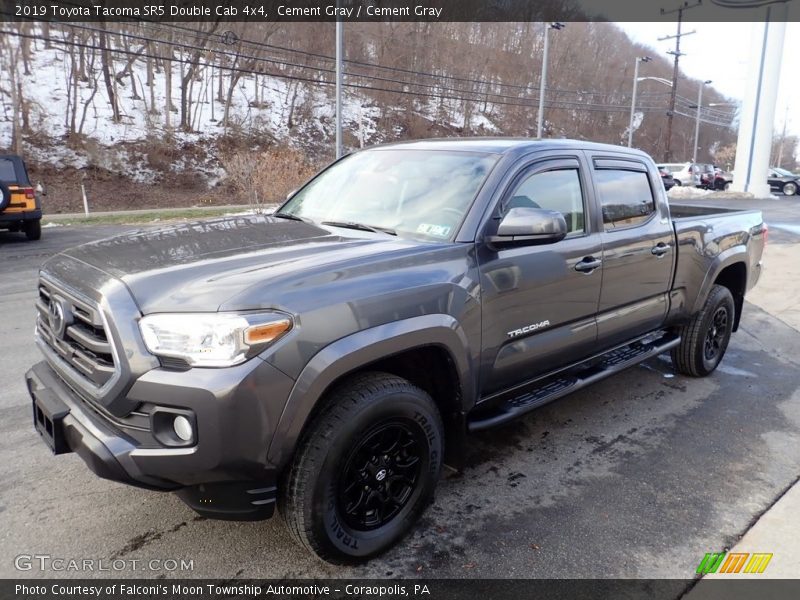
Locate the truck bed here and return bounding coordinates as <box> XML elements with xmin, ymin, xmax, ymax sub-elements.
<box><xmin>668</xmin><ymin>202</ymin><xmax>765</xmax><ymax>327</ymax></box>
<box><xmin>669</xmin><ymin>202</ymin><xmax>759</xmax><ymax>220</ymax></box>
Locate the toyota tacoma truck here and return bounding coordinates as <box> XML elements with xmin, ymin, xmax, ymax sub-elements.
<box><xmin>26</xmin><ymin>139</ymin><xmax>765</xmax><ymax>563</ymax></box>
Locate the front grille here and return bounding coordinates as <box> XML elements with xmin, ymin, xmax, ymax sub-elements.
<box><xmin>36</xmin><ymin>279</ymin><xmax>117</xmax><ymax>389</ymax></box>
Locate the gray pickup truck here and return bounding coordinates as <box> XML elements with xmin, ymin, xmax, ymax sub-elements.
<box><xmin>26</xmin><ymin>139</ymin><xmax>765</xmax><ymax>563</ymax></box>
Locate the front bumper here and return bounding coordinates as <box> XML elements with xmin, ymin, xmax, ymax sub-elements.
<box><xmin>25</xmin><ymin>359</ymin><xmax>294</xmax><ymax>521</ymax></box>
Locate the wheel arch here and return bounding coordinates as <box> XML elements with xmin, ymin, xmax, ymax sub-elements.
<box><xmin>697</xmin><ymin>258</ymin><xmax>747</xmax><ymax>332</ymax></box>
<box><xmin>267</xmin><ymin>314</ymin><xmax>476</xmax><ymax>469</ymax></box>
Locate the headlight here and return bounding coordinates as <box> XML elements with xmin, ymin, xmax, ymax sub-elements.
<box><xmin>139</xmin><ymin>312</ymin><xmax>292</xmax><ymax>367</ymax></box>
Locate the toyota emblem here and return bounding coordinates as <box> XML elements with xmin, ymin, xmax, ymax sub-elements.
<box><xmin>48</xmin><ymin>297</ymin><xmax>72</xmax><ymax>338</ymax></box>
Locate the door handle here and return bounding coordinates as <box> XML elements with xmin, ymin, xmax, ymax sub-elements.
<box><xmin>651</xmin><ymin>243</ymin><xmax>670</xmax><ymax>257</ymax></box>
<box><xmin>574</xmin><ymin>257</ymin><xmax>602</xmax><ymax>273</ymax></box>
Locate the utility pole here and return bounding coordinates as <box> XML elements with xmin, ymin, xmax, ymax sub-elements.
<box><xmin>659</xmin><ymin>1</ymin><xmax>700</xmax><ymax>162</ymax></box>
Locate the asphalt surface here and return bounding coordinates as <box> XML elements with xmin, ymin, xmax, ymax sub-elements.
<box><xmin>1</xmin><ymin>197</ymin><xmax>799</xmax><ymax>580</ymax></box>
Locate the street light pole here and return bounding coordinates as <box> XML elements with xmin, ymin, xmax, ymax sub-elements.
<box><xmin>335</xmin><ymin>17</ymin><xmax>344</xmax><ymax>159</ymax></box>
<box><xmin>537</xmin><ymin>22</ymin><xmax>564</xmax><ymax>138</ymax></box>
<box><xmin>692</xmin><ymin>79</ymin><xmax>712</xmax><ymax>162</ymax></box>
<box><xmin>628</xmin><ymin>56</ymin><xmax>652</xmax><ymax>147</ymax></box>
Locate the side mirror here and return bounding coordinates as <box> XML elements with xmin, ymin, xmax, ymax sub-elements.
<box><xmin>489</xmin><ymin>207</ymin><xmax>567</xmax><ymax>247</ymax></box>
<box><xmin>36</xmin><ymin>182</ymin><xmax>47</xmax><ymax>196</ymax></box>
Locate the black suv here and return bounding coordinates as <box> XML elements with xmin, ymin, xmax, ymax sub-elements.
<box><xmin>0</xmin><ymin>155</ymin><xmax>43</xmax><ymax>240</ymax></box>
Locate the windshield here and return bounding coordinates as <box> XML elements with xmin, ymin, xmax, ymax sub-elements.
<box><xmin>773</xmin><ymin>167</ymin><xmax>794</xmax><ymax>177</ymax></box>
<box><xmin>278</xmin><ymin>149</ymin><xmax>499</xmax><ymax>240</ymax></box>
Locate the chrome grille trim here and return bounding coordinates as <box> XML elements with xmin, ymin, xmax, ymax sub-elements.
<box><xmin>35</xmin><ymin>274</ymin><xmax>122</xmax><ymax>399</ymax></box>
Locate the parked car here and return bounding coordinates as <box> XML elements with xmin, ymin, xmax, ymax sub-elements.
<box><xmin>768</xmin><ymin>167</ymin><xmax>800</xmax><ymax>196</ymax></box>
<box><xmin>658</xmin><ymin>166</ymin><xmax>676</xmax><ymax>190</ymax></box>
<box><xmin>712</xmin><ymin>167</ymin><xmax>733</xmax><ymax>191</ymax></box>
<box><xmin>657</xmin><ymin>162</ymin><xmax>701</xmax><ymax>187</ymax></box>
<box><xmin>0</xmin><ymin>154</ymin><xmax>43</xmax><ymax>240</ymax></box>
<box><xmin>26</xmin><ymin>139</ymin><xmax>766</xmax><ymax>563</ymax></box>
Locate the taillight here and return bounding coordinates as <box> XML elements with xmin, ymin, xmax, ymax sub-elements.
<box><xmin>23</xmin><ymin>187</ymin><xmax>35</xmax><ymax>199</ymax></box>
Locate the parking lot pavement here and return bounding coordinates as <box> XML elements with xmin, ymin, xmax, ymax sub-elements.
<box><xmin>1</xmin><ymin>211</ymin><xmax>799</xmax><ymax>581</ymax></box>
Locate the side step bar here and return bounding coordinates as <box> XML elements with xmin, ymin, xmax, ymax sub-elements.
<box><xmin>468</xmin><ymin>331</ymin><xmax>681</xmax><ymax>432</ymax></box>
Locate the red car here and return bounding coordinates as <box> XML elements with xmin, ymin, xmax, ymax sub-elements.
<box><xmin>699</xmin><ymin>165</ymin><xmax>732</xmax><ymax>191</ymax></box>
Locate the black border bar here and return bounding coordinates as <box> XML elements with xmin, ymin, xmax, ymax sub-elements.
<box><xmin>2</xmin><ymin>0</ymin><xmax>799</xmax><ymax>22</ymax></box>
<box><xmin>7</xmin><ymin>579</ymin><xmax>800</xmax><ymax>600</ymax></box>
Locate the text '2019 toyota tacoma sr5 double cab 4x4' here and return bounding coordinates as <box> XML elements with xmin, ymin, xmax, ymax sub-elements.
<box><xmin>26</xmin><ymin>139</ymin><xmax>765</xmax><ymax>563</ymax></box>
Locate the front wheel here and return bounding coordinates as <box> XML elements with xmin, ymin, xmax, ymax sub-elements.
<box><xmin>671</xmin><ymin>284</ymin><xmax>735</xmax><ymax>377</ymax></box>
<box><xmin>280</xmin><ymin>372</ymin><xmax>443</xmax><ymax>563</ymax></box>
<box><xmin>783</xmin><ymin>182</ymin><xmax>798</xmax><ymax>196</ymax></box>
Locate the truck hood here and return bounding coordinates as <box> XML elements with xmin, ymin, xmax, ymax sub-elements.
<box><xmin>58</xmin><ymin>215</ymin><xmax>434</xmax><ymax>314</ymax></box>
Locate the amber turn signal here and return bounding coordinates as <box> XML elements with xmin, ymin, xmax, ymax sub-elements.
<box><xmin>244</xmin><ymin>319</ymin><xmax>292</xmax><ymax>345</ymax></box>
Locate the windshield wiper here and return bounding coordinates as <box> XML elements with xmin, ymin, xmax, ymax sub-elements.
<box><xmin>321</xmin><ymin>221</ymin><xmax>397</xmax><ymax>236</ymax></box>
<box><xmin>271</xmin><ymin>212</ymin><xmax>313</xmax><ymax>224</ymax></box>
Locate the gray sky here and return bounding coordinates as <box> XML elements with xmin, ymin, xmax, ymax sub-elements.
<box><xmin>617</xmin><ymin>22</ymin><xmax>799</xmax><ymax>140</ymax></box>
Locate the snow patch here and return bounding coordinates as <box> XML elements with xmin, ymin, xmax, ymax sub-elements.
<box><xmin>668</xmin><ymin>186</ymin><xmax>714</xmax><ymax>199</ymax></box>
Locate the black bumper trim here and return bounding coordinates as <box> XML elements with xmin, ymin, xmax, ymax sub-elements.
<box><xmin>175</xmin><ymin>482</ymin><xmax>277</xmax><ymax>521</ymax></box>
<box><xmin>0</xmin><ymin>209</ymin><xmax>42</xmax><ymax>223</ymax></box>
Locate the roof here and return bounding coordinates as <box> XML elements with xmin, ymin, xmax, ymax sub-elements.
<box><xmin>372</xmin><ymin>137</ymin><xmax>651</xmax><ymax>157</ymax></box>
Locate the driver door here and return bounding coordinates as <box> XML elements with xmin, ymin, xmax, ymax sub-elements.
<box><xmin>477</xmin><ymin>157</ymin><xmax>603</xmax><ymax>398</ymax></box>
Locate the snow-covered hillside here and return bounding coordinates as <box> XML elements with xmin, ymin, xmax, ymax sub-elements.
<box><xmin>0</xmin><ymin>31</ymin><xmax>500</xmax><ymax>189</ymax></box>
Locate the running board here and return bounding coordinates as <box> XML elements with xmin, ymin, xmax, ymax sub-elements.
<box><xmin>468</xmin><ymin>331</ymin><xmax>681</xmax><ymax>432</ymax></box>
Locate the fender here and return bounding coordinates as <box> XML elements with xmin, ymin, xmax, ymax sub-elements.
<box><xmin>691</xmin><ymin>247</ymin><xmax>748</xmax><ymax>327</ymax></box>
<box><xmin>267</xmin><ymin>314</ymin><xmax>475</xmax><ymax>467</ymax></box>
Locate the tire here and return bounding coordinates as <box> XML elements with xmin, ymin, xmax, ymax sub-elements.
<box><xmin>24</xmin><ymin>219</ymin><xmax>41</xmax><ymax>241</ymax></box>
<box><xmin>280</xmin><ymin>371</ymin><xmax>443</xmax><ymax>564</ymax></box>
<box><xmin>673</xmin><ymin>180</ymin><xmax>682</xmax><ymax>186</ymax></box>
<box><xmin>0</xmin><ymin>181</ymin><xmax>10</xmax><ymax>211</ymax></box>
<box><xmin>671</xmin><ymin>285</ymin><xmax>735</xmax><ymax>377</ymax></box>
<box><xmin>723</xmin><ymin>182</ymin><xmax>732</xmax><ymax>191</ymax></box>
<box><xmin>783</xmin><ymin>182</ymin><xmax>798</xmax><ymax>196</ymax></box>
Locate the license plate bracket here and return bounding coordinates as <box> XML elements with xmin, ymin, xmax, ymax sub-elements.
<box><xmin>32</xmin><ymin>388</ymin><xmax>70</xmax><ymax>455</ymax></box>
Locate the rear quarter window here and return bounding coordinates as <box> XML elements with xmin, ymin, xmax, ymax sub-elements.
<box><xmin>0</xmin><ymin>159</ymin><xmax>17</xmax><ymax>183</ymax></box>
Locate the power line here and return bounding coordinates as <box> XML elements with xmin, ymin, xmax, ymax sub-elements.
<box><xmin>2</xmin><ymin>27</ymin><xmax>678</xmax><ymax>116</ymax></box>
<box><xmin>4</xmin><ymin>24</ymin><xmax>693</xmax><ymax>117</ymax></box>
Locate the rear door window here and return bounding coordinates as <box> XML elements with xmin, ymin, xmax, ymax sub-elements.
<box><xmin>594</xmin><ymin>169</ymin><xmax>656</xmax><ymax>230</ymax></box>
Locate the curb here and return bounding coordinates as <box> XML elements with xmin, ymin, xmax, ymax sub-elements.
<box><xmin>42</xmin><ymin>204</ymin><xmax>263</xmax><ymax>221</ymax></box>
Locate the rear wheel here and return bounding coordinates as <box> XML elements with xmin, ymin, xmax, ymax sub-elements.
<box><xmin>24</xmin><ymin>219</ymin><xmax>41</xmax><ymax>241</ymax></box>
<box><xmin>280</xmin><ymin>372</ymin><xmax>443</xmax><ymax>563</ymax></box>
<box><xmin>783</xmin><ymin>182</ymin><xmax>798</xmax><ymax>196</ymax></box>
<box><xmin>671</xmin><ymin>285</ymin><xmax>735</xmax><ymax>377</ymax></box>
